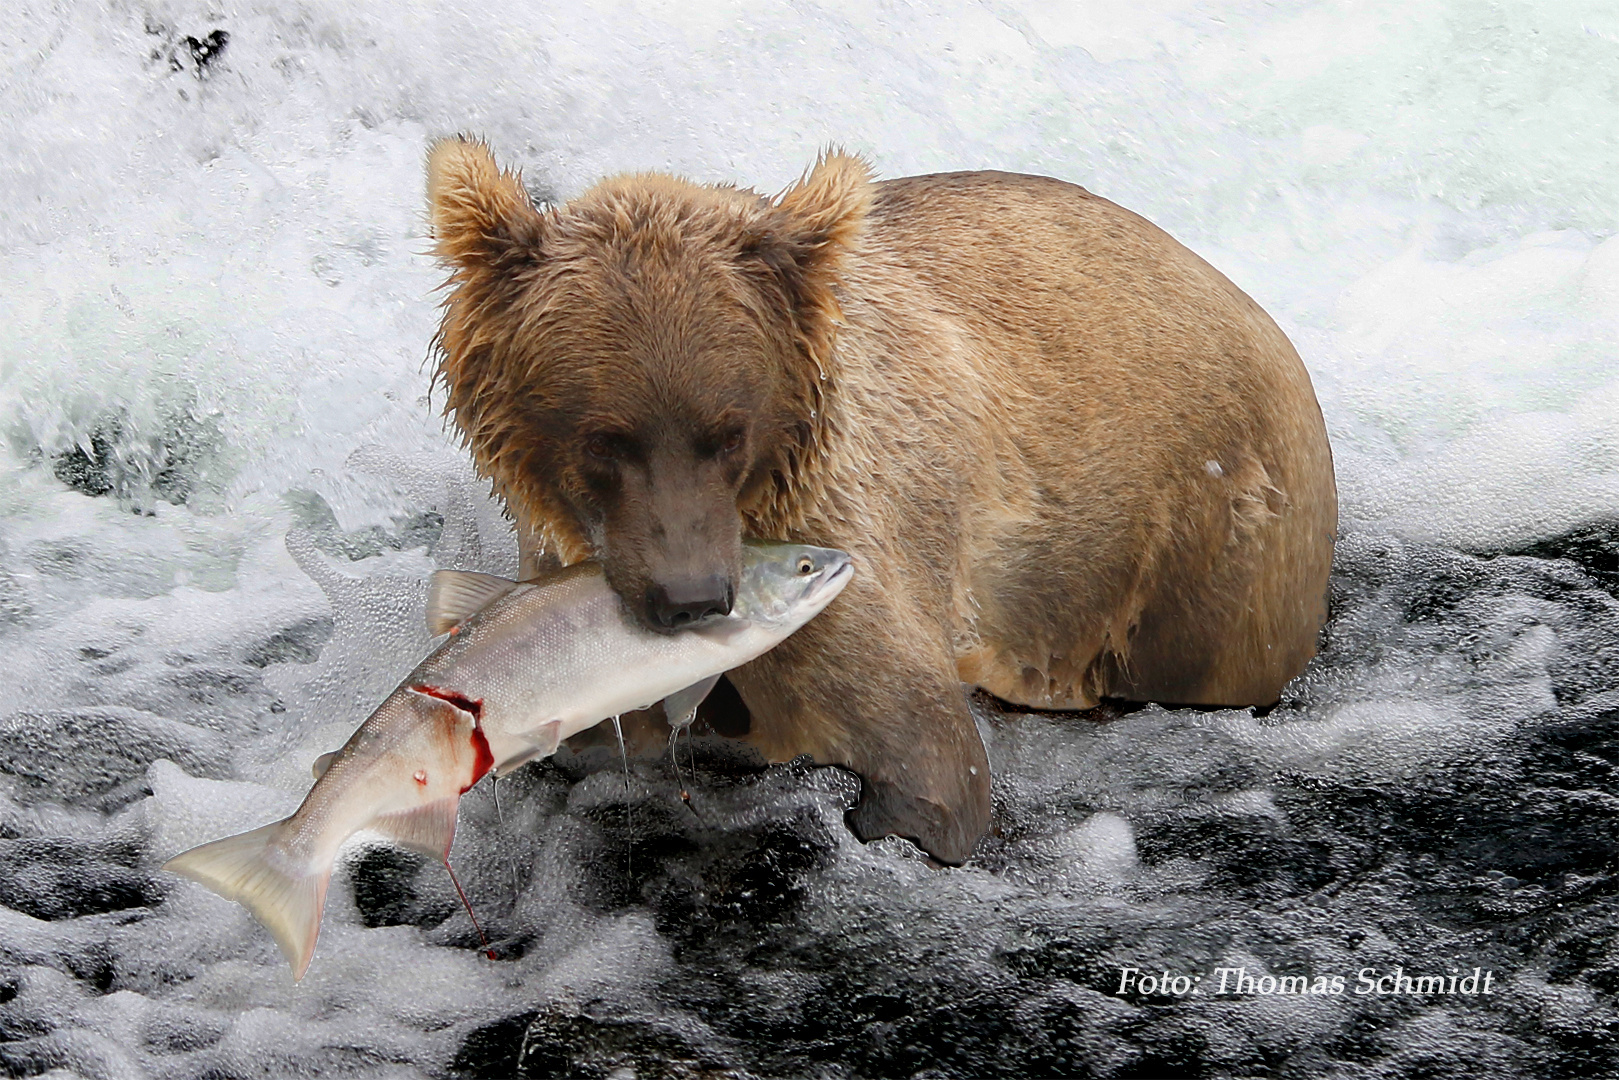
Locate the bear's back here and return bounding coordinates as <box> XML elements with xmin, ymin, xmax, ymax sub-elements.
<box><xmin>845</xmin><ymin>169</ymin><xmax>1336</xmax><ymax>710</ymax></box>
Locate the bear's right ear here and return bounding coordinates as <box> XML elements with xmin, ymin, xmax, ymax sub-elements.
<box><xmin>772</xmin><ymin>150</ymin><xmax>872</xmax><ymax>260</ymax></box>
<box><xmin>754</xmin><ymin>150</ymin><xmax>873</xmax><ymax>296</ymax></box>
<box><xmin>742</xmin><ymin>150</ymin><xmax>873</xmax><ymax>364</ymax></box>
<box><xmin>426</xmin><ymin>137</ymin><xmax>546</xmax><ymax>269</ymax></box>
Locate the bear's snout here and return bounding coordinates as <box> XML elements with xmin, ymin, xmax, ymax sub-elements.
<box><xmin>645</xmin><ymin>574</ymin><xmax>734</xmax><ymax>630</ymax></box>
<box><xmin>598</xmin><ymin>449</ymin><xmax>745</xmax><ymax>634</ymax></box>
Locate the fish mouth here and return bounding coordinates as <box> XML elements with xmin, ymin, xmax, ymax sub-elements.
<box><xmin>808</xmin><ymin>557</ymin><xmax>856</xmax><ymax>604</ymax></box>
<box><xmin>815</xmin><ymin>563</ymin><xmax>854</xmax><ymax>595</ymax></box>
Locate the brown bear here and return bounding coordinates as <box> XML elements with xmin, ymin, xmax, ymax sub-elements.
<box><xmin>424</xmin><ymin>139</ymin><xmax>1337</xmax><ymax>865</ymax></box>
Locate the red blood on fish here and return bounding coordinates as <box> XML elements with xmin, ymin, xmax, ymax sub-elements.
<box><xmin>465</xmin><ymin>725</ymin><xmax>495</xmax><ymax>792</ymax></box>
<box><xmin>408</xmin><ymin>684</ymin><xmax>494</xmax><ymax>791</ymax></box>
<box><xmin>410</xmin><ymin>684</ymin><xmax>482</xmax><ymax>719</ymax></box>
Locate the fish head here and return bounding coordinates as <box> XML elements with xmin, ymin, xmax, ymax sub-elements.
<box><xmin>733</xmin><ymin>542</ymin><xmax>854</xmax><ymax>628</ymax></box>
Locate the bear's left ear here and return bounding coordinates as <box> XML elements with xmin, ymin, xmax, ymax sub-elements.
<box><xmin>426</xmin><ymin>137</ymin><xmax>546</xmax><ymax>271</ymax></box>
<box><xmin>747</xmin><ymin>150</ymin><xmax>873</xmax><ymax>311</ymax></box>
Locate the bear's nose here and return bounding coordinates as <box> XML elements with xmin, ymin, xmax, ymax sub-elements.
<box><xmin>646</xmin><ymin>576</ymin><xmax>733</xmax><ymax>630</ymax></box>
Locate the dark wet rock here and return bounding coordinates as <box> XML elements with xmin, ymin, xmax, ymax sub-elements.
<box><xmin>242</xmin><ymin>615</ymin><xmax>334</xmax><ymax>667</ymax></box>
<box><xmin>576</xmin><ymin>796</ymin><xmax>701</xmax><ymax>913</ymax></box>
<box><xmin>998</xmin><ymin>925</ymin><xmax>1134</xmax><ymax>991</ymax></box>
<box><xmin>0</xmin><ymin>708</ymin><xmax>230</xmax><ymax>803</ymax></box>
<box><xmin>508</xmin><ymin>1010</ymin><xmax>738</xmax><ymax>1080</ymax></box>
<box><xmin>450</xmin><ymin>1011</ymin><xmax>535</xmax><ymax>1078</ymax></box>
<box><xmin>144</xmin><ymin>19</ymin><xmax>230</xmax><ymax>79</ymax></box>
<box><xmin>50</xmin><ymin>432</ymin><xmax>115</xmax><ymax>497</ymax></box>
<box><xmin>283</xmin><ymin>489</ymin><xmax>444</xmax><ymax>560</ymax></box>
<box><xmin>142</xmin><ymin>1008</ymin><xmax>226</xmax><ymax>1053</ymax></box>
<box><xmin>1311</xmin><ymin>531</ymin><xmax>1619</xmax><ymax>709</ymax></box>
<box><xmin>1493</xmin><ymin>520</ymin><xmax>1619</xmax><ymax>593</ymax></box>
<box><xmin>647</xmin><ymin>808</ymin><xmax>835</xmax><ymax>939</ymax></box>
<box><xmin>166</xmin><ymin>666</ymin><xmax>259</xmax><ymax>708</ymax></box>
<box><xmin>571</xmin><ymin>779</ymin><xmax>834</xmax><ymax>926</ymax></box>
<box><xmin>350</xmin><ymin>846</ymin><xmax>424</xmax><ymax>928</ymax></box>
<box><xmin>45</xmin><ymin>405</ymin><xmax>228</xmax><ymax>512</ymax></box>
<box><xmin>349</xmin><ymin>846</ymin><xmax>456</xmax><ymax>929</ymax></box>
<box><xmin>1135</xmin><ymin>811</ymin><xmax>1338</xmax><ymax>901</ymax></box>
<box><xmin>185</xmin><ymin>30</ymin><xmax>229</xmax><ymax>72</ymax></box>
<box><xmin>0</xmin><ymin>837</ymin><xmax>159</xmax><ymax>921</ymax></box>
<box><xmin>844</xmin><ymin>993</ymin><xmax>1021</xmax><ymax>1079</ymax></box>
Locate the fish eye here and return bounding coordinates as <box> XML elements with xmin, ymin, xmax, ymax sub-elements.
<box><xmin>796</xmin><ymin>555</ymin><xmax>815</xmax><ymax>576</ymax></box>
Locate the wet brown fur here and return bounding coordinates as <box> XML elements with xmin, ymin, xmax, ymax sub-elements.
<box><xmin>426</xmin><ymin>139</ymin><xmax>1338</xmax><ymax>864</ymax></box>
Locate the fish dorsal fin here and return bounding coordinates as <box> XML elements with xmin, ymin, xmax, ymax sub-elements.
<box><xmin>426</xmin><ymin>570</ymin><xmax>520</xmax><ymax>634</ymax></box>
<box><xmin>371</xmin><ymin>797</ymin><xmax>461</xmax><ymax>860</ymax></box>
<box><xmin>662</xmin><ymin>674</ymin><xmax>721</xmax><ymax>732</ymax></box>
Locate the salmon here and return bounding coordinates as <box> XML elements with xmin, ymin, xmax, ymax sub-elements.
<box><xmin>164</xmin><ymin>541</ymin><xmax>853</xmax><ymax>978</ymax></box>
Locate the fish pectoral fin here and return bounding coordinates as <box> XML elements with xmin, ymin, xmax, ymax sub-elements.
<box><xmin>164</xmin><ymin>819</ymin><xmax>329</xmax><ymax>982</ymax></box>
<box><xmin>661</xmin><ymin>675</ymin><xmax>721</xmax><ymax>731</ymax></box>
<box><xmin>493</xmin><ymin>720</ymin><xmax>564</xmax><ymax>777</ymax></box>
<box><xmin>426</xmin><ymin>570</ymin><xmax>521</xmax><ymax>634</ymax></box>
<box><xmin>692</xmin><ymin>616</ymin><xmax>750</xmax><ymax>645</ymax></box>
<box><xmin>371</xmin><ymin>797</ymin><xmax>460</xmax><ymax>860</ymax></box>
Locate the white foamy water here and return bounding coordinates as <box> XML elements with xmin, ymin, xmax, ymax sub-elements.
<box><xmin>2</xmin><ymin>2</ymin><xmax>1617</xmax><ymax>1077</ymax></box>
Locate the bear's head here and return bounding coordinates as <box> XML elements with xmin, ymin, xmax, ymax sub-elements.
<box><xmin>426</xmin><ymin>139</ymin><xmax>870</xmax><ymax>631</ymax></box>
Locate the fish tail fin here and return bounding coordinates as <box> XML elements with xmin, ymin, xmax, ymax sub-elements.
<box><xmin>164</xmin><ymin>821</ymin><xmax>330</xmax><ymax>981</ymax></box>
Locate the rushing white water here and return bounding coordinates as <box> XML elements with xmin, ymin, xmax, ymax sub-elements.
<box><xmin>2</xmin><ymin>2</ymin><xmax>1617</xmax><ymax>1077</ymax></box>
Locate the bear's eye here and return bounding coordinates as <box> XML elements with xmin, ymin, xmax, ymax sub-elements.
<box><xmin>718</xmin><ymin>429</ymin><xmax>745</xmax><ymax>455</ymax></box>
<box><xmin>796</xmin><ymin>555</ymin><xmax>815</xmax><ymax>576</ymax></box>
<box><xmin>584</xmin><ymin>434</ymin><xmax>619</xmax><ymax>461</ymax></box>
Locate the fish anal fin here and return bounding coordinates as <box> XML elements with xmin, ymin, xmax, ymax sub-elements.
<box><xmin>164</xmin><ymin>820</ymin><xmax>329</xmax><ymax>981</ymax></box>
<box><xmin>662</xmin><ymin>675</ymin><xmax>721</xmax><ymax>731</ymax></box>
<box><xmin>371</xmin><ymin>797</ymin><xmax>460</xmax><ymax>860</ymax></box>
<box><xmin>426</xmin><ymin>570</ymin><xmax>520</xmax><ymax>635</ymax></box>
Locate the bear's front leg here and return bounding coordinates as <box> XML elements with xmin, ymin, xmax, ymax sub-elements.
<box><xmin>728</xmin><ymin>569</ymin><xmax>992</xmax><ymax>865</ymax></box>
